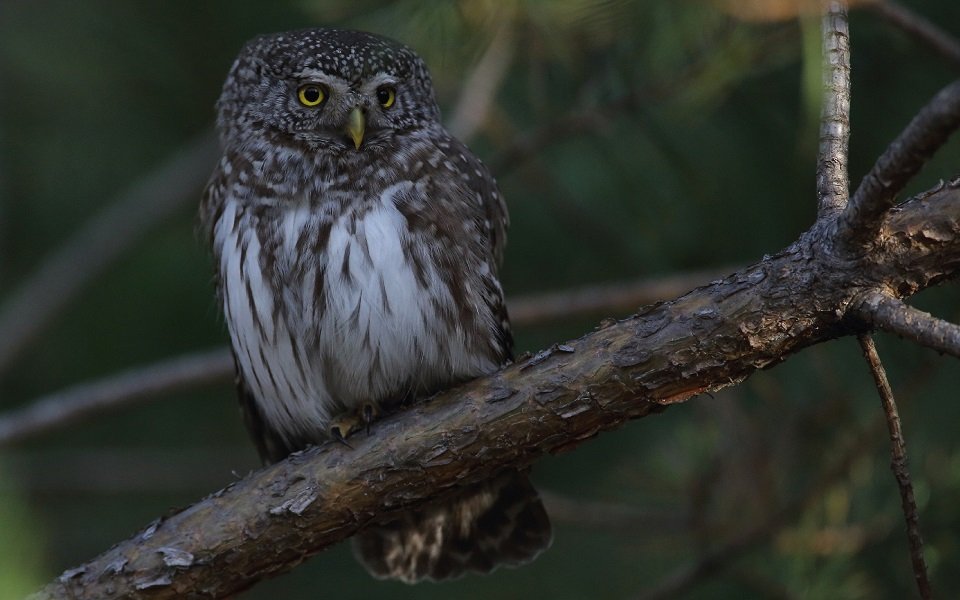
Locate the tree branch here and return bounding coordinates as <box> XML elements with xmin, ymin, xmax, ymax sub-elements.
<box><xmin>31</xmin><ymin>180</ymin><xmax>960</xmax><ymax>600</ymax></box>
<box><xmin>490</xmin><ymin>107</ymin><xmax>612</xmax><ymax>176</ymax></box>
<box><xmin>0</xmin><ymin>348</ymin><xmax>232</xmax><ymax>446</ymax></box>
<box><xmin>0</xmin><ymin>131</ymin><xmax>218</xmax><ymax>377</ymax></box>
<box><xmin>857</xmin><ymin>335</ymin><xmax>932</xmax><ymax>599</ymax></box>
<box><xmin>507</xmin><ymin>266</ymin><xmax>736</xmax><ymax>326</ymax></box>
<box><xmin>865</xmin><ymin>0</ymin><xmax>960</xmax><ymax>69</ymax></box>
<box><xmin>852</xmin><ymin>289</ymin><xmax>960</xmax><ymax>358</ymax></box>
<box><xmin>817</xmin><ymin>0</ymin><xmax>852</xmax><ymax>216</ymax></box>
<box><xmin>0</xmin><ymin>268</ymin><xmax>731</xmax><ymax>446</ymax></box>
<box><xmin>836</xmin><ymin>79</ymin><xmax>960</xmax><ymax>250</ymax></box>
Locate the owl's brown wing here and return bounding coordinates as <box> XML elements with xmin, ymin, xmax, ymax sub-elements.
<box><xmin>437</xmin><ymin>134</ymin><xmax>512</xmax><ymax>360</ymax></box>
<box><xmin>444</xmin><ymin>136</ymin><xmax>509</xmax><ymax>270</ymax></box>
<box><xmin>445</xmin><ymin>138</ymin><xmax>513</xmax><ymax>361</ymax></box>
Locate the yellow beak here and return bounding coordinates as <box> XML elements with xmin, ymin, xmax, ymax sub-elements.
<box><xmin>346</xmin><ymin>107</ymin><xmax>365</xmax><ymax>150</ymax></box>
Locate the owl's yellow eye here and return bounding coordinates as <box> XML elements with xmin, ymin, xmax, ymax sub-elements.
<box><xmin>297</xmin><ymin>84</ymin><xmax>326</xmax><ymax>107</ymax></box>
<box><xmin>376</xmin><ymin>86</ymin><xmax>396</xmax><ymax>109</ymax></box>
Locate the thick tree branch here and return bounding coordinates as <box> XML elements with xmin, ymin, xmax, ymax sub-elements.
<box><xmin>32</xmin><ymin>180</ymin><xmax>960</xmax><ymax>600</ymax></box>
<box><xmin>837</xmin><ymin>79</ymin><xmax>960</xmax><ymax>249</ymax></box>
<box><xmin>817</xmin><ymin>0</ymin><xmax>852</xmax><ymax>216</ymax></box>
<box><xmin>0</xmin><ymin>131</ymin><xmax>219</xmax><ymax>377</ymax></box>
<box><xmin>857</xmin><ymin>335</ymin><xmax>932</xmax><ymax>599</ymax></box>
<box><xmin>852</xmin><ymin>289</ymin><xmax>960</xmax><ymax>358</ymax></box>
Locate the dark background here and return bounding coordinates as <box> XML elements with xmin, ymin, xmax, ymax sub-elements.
<box><xmin>1</xmin><ymin>1</ymin><xmax>958</xmax><ymax>598</ymax></box>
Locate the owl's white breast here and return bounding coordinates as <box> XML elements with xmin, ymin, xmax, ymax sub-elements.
<box><xmin>215</xmin><ymin>183</ymin><xmax>496</xmax><ymax>447</ymax></box>
<box><xmin>320</xmin><ymin>183</ymin><xmax>439</xmax><ymax>396</ymax></box>
<box><xmin>215</xmin><ymin>198</ymin><xmax>333</xmax><ymax>445</ymax></box>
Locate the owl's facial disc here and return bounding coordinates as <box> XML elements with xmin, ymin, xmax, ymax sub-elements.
<box><xmin>289</xmin><ymin>71</ymin><xmax>394</xmax><ymax>150</ymax></box>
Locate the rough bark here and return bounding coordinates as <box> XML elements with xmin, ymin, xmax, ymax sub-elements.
<box><xmin>817</xmin><ymin>0</ymin><xmax>851</xmax><ymax>216</ymax></box>
<box><xmin>32</xmin><ymin>181</ymin><xmax>960</xmax><ymax>600</ymax></box>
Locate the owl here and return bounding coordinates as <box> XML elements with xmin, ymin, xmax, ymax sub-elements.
<box><xmin>199</xmin><ymin>28</ymin><xmax>551</xmax><ymax>582</ymax></box>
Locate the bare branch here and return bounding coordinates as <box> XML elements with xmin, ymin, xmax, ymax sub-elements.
<box><xmin>1</xmin><ymin>447</ymin><xmax>246</xmax><ymax>494</ymax></box>
<box><xmin>508</xmin><ymin>266</ymin><xmax>736</xmax><ymax>326</ymax></box>
<box><xmin>637</xmin><ymin>414</ymin><xmax>877</xmax><ymax>600</ymax></box>
<box><xmin>865</xmin><ymin>0</ymin><xmax>960</xmax><ymax>69</ymax></box>
<box><xmin>837</xmin><ymin>79</ymin><xmax>960</xmax><ymax>250</ymax></box>
<box><xmin>857</xmin><ymin>335</ymin><xmax>932</xmax><ymax>600</ymax></box>
<box><xmin>488</xmin><ymin>21</ymin><xmax>801</xmax><ymax>178</ymax></box>
<box><xmin>817</xmin><ymin>0</ymin><xmax>852</xmax><ymax>216</ymax></box>
<box><xmin>852</xmin><ymin>289</ymin><xmax>960</xmax><ymax>358</ymax></box>
<box><xmin>490</xmin><ymin>108</ymin><xmax>611</xmax><ymax>176</ymax></box>
<box><xmin>0</xmin><ymin>348</ymin><xmax>232</xmax><ymax>446</ymax></box>
<box><xmin>30</xmin><ymin>182</ymin><xmax>960</xmax><ymax>600</ymax></box>
<box><xmin>0</xmin><ymin>131</ymin><xmax>219</xmax><ymax>377</ymax></box>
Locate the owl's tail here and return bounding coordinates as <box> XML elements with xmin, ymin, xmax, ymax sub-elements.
<box><xmin>352</xmin><ymin>470</ymin><xmax>552</xmax><ymax>583</ymax></box>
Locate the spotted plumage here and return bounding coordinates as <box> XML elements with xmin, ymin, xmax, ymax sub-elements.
<box><xmin>200</xmin><ymin>28</ymin><xmax>550</xmax><ymax>582</ymax></box>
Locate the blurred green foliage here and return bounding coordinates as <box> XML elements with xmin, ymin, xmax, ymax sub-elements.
<box><xmin>1</xmin><ymin>1</ymin><xmax>959</xmax><ymax>599</ymax></box>
<box><xmin>0</xmin><ymin>464</ymin><xmax>45</xmax><ymax>598</ymax></box>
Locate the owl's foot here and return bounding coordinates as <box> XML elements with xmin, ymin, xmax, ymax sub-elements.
<box><xmin>330</xmin><ymin>402</ymin><xmax>380</xmax><ymax>442</ymax></box>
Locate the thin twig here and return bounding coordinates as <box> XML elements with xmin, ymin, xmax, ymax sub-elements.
<box><xmin>0</xmin><ymin>447</ymin><xmax>249</xmax><ymax>494</ymax></box>
<box><xmin>636</xmin><ymin>414</ymin><xmax>878</xmax><ymax>600</ymax></box>
<box><xmin>0</xmin><ymin>131</ymin><xmax>219</xmax><ymax>377</ymax></box>
<box><xmin>488</xmin><ymin>23</ymin><xmax>799</xmax><ymax>178</ymax></box>
<box><xmin>864</xmin><ymin>0</ymin><xmax>960</xmax><ymax>70</ymax></box>
<box><xmin>837</xmin><ymin>78</ymin><xmax>960</xmax><ymax>250</ymax></box>
<box><xmin>490</xmin><ymin>108</ymin><xmax>611</xmax><ymax>176</ymax></box>
<box><xmin>817</xmin><ymin>0</ymin><xmax>852</xmax><ymax>217</ymax></box>
<box><xmin>857</xmin><ymin>334</ymin><xmax>932</xmax><ymax>599</ymax></box>
<box><xmin>853</xmin><ymin>290</ymin><xmax>960</xmax><ymax>359</ymax></box>
<box><xmin>640</xmin><ymin>344</ymin><xmax>945</xmax><ymax>599</ymax></box>
<box><xmin>509</xmin><ymin>267</ymin><xmax>736</xmax><ymax>325</ymax></box>
<box><xmin>0</xmin><ymin>348</ymin><xmax>232</xmax><ymax>446</ymax></box>
<box><xmin>509</xmin><ymin>150</ymin><xmax>638</xmax><ymax>259</ymax></box>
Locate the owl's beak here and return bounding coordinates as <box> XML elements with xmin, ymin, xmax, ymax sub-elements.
<box><xmin>345</xmin><ymin>107</ymin><xmax>365</xmax><ymax>150</ymax></box>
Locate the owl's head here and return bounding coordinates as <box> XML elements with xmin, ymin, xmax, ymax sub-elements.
<box><xmin>216</xmin><ymin>28</ymin><xmax>441</xmax><ymax>152</ymax></box>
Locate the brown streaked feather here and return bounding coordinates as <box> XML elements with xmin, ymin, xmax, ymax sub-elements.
<box><xmin>233</xmin><ymin>351</ymin><xmax>294</xmax><ymax>464</ymax></box>
<box><xmin>352</xmin><ymin>472</ymin><xmax>552</xmax><ymax>583</ymax></box>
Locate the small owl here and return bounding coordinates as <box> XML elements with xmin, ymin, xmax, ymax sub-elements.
<box><xmin>200</xmin><ymin>28</ymin><xmax>551</xmax><ymax>582</ymax></box>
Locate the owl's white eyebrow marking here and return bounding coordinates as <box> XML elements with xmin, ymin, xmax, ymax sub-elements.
<box><xmin>365</xmin><ymin>73</ymin><xmax>398</xmax><ymax>87</ymax></box>
<box><xmin>292</xmin><ymin>69</ymin><xmax>346</xmax><ymax>83</ymax></box>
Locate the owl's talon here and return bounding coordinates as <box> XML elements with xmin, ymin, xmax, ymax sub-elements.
<box><xmin>329</xmin><ymin>424</ymin><xmax>355</xmax><ymax>449</ymax></box>
<box><xmin>330</xmin><ymin>415</ymin><xmax>360</xmax><ymax>440</ymax></box>
<box><xmin>330</xmin><ymin>402</ymin><xmax>380</xmax><ymax>441</ymax></box>
<box><xmin>361</xmin><ymin>402</ymin><xmax>379</xmax><ymax>435</ymax></box>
